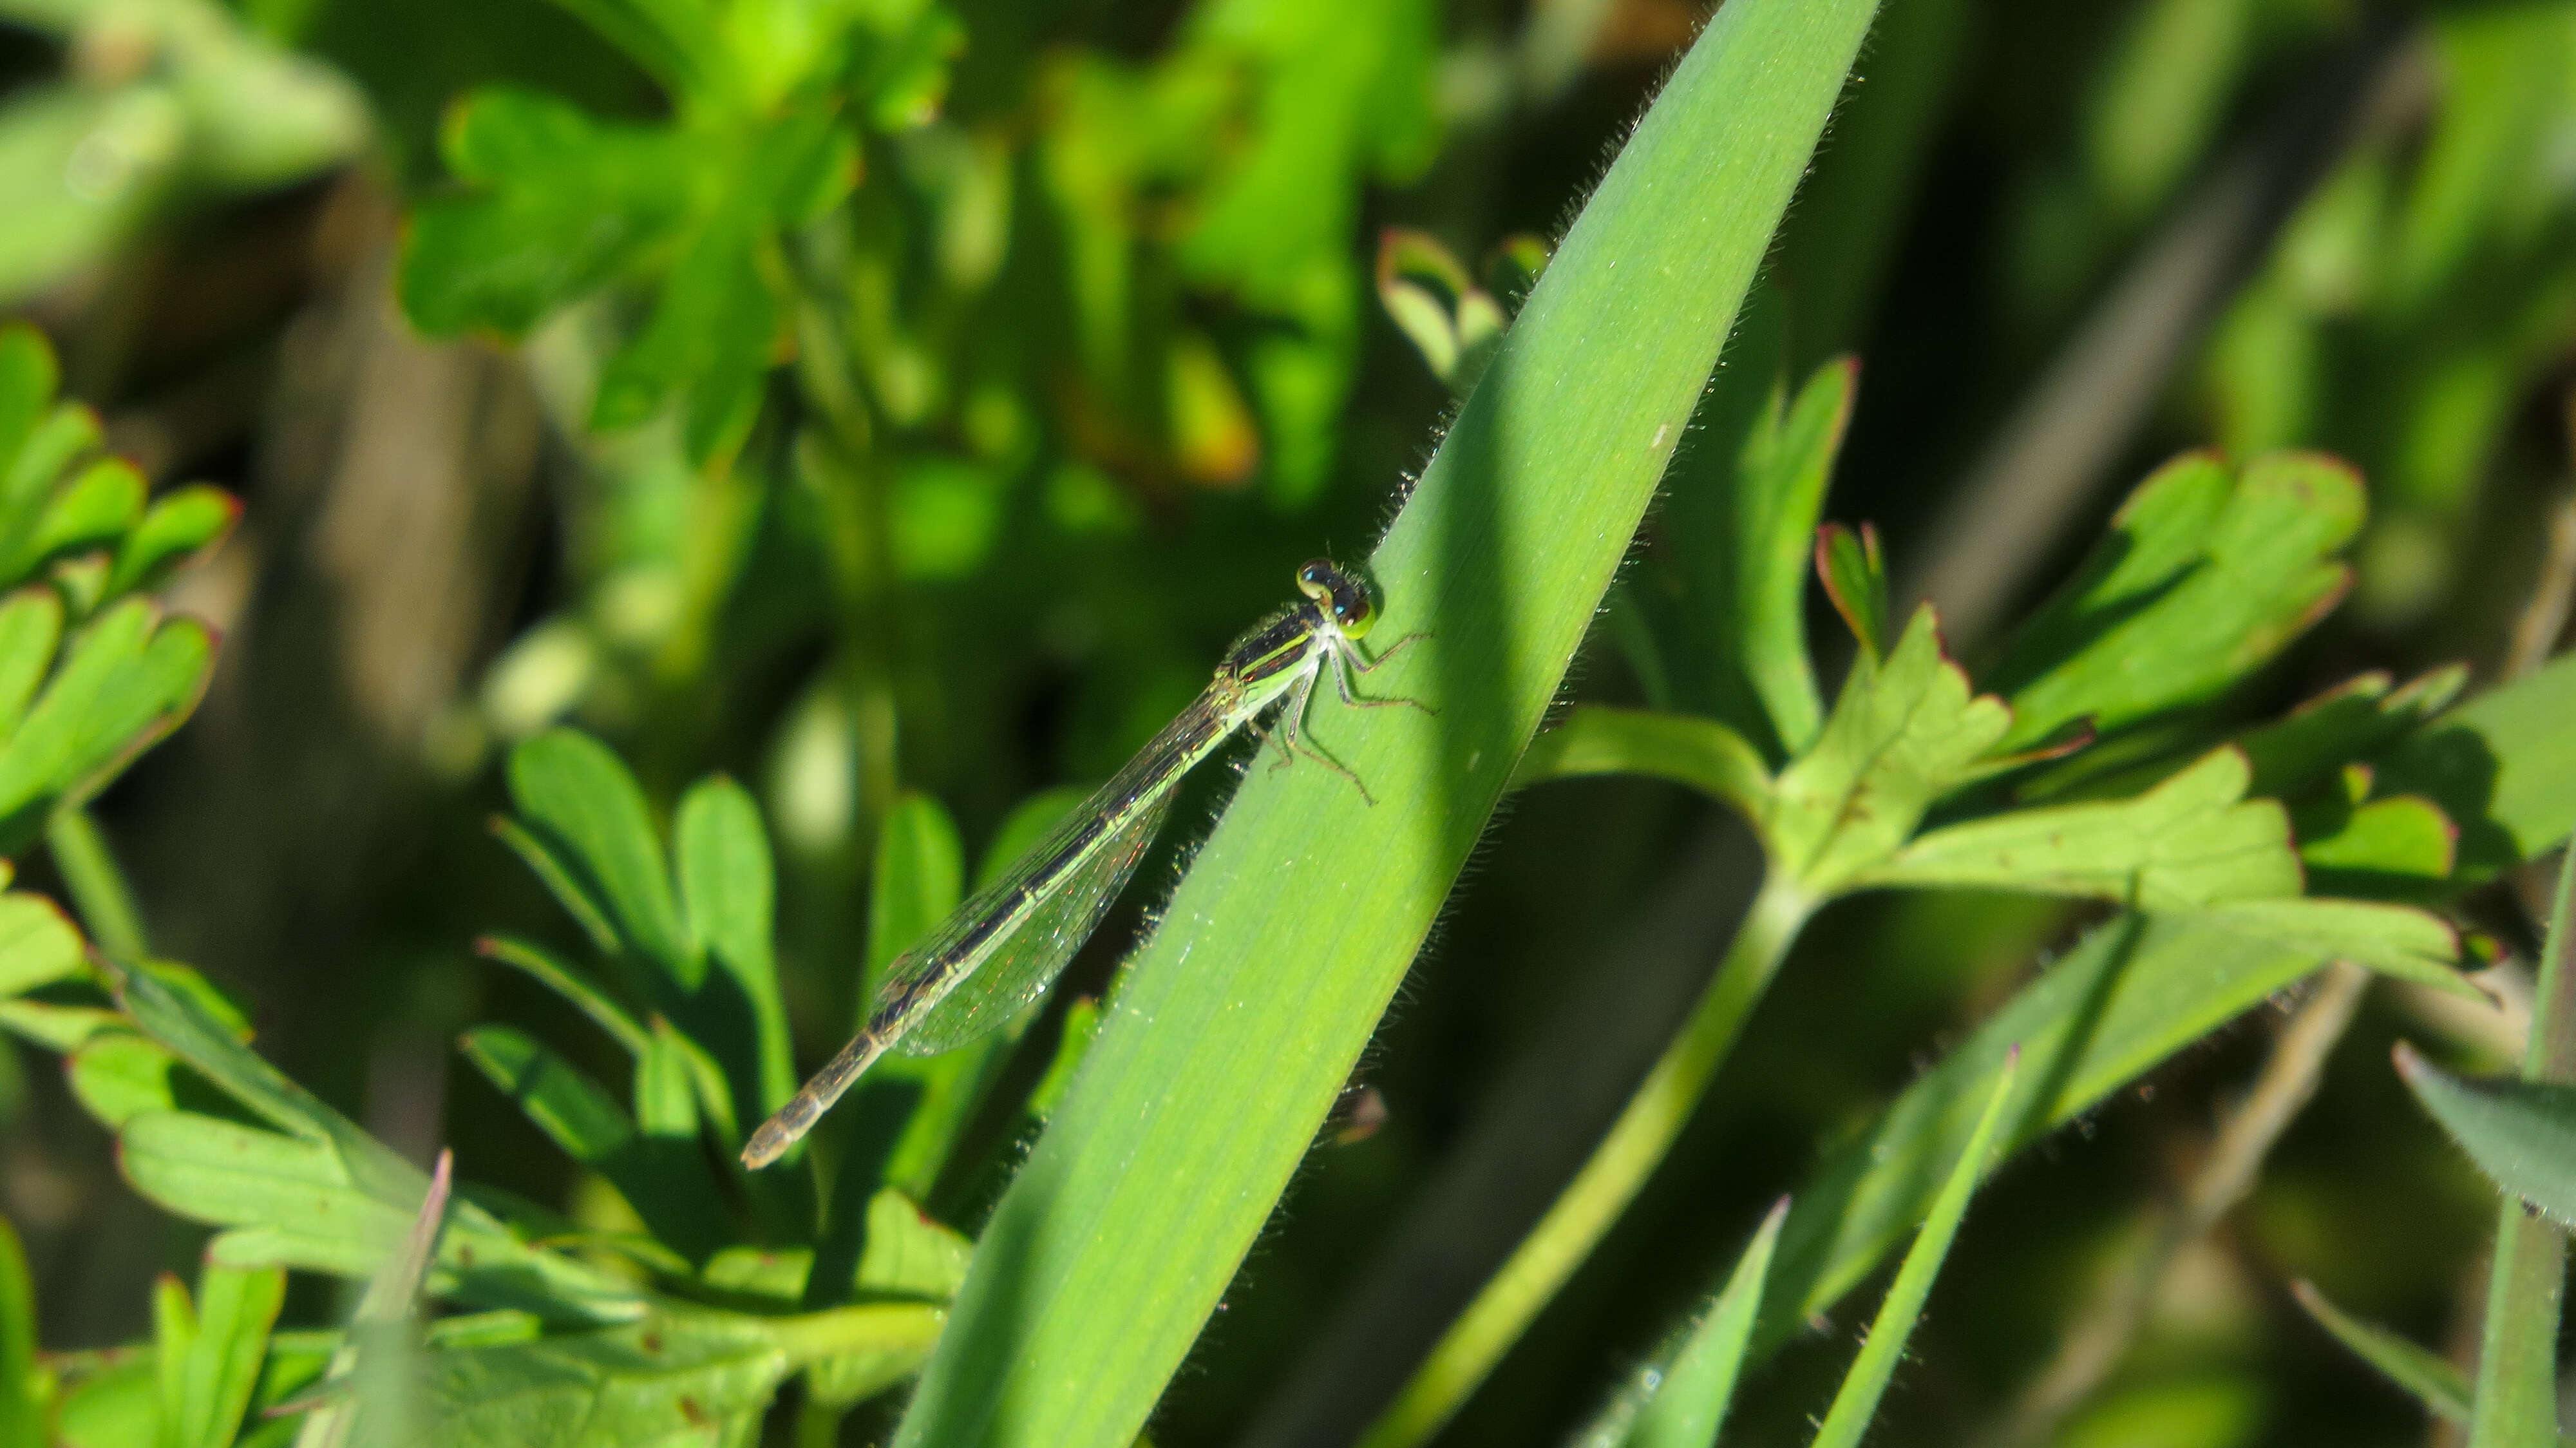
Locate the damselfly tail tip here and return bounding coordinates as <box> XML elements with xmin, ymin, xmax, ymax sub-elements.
<box><xmin>741</xmin><ymin>1111</ymin><xmax>806</xmax><ymax>1170</ymax></box>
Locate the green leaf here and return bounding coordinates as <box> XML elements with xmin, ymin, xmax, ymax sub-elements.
<box><xmin>0</xmin><ymin>327</ymin><xmax>58</xmax><ymax>482</ymax></box>
<box><xmin>2190</xmin><ymin>897</ymin><xmax>2468</xmax><ymax>998</ymax></box>
<box><xmin>459</xmin><ymin>1025</ymin><xmax>638</xmax><ymax>1164</ymax></box>
<box><xmin>1750</xmin><ymin>906</ymin><xmax>2444</xmax><ymax>1366</ymax></box>
<box><xmin>2371</xmin><ymin>650</ymin><xmax>2576</xmax><ymax>880</ymax></box>
<box><xmin>1990</xmin><ymin>450</ymin><xmax>2363</xmax><ymax>750</ymax></box>
<box><xmin>1705</xmin><ymin>356</ymin><xmax>1855</xmax><ymax>757</ymax></box>
<box><xmin>1859</xmin><ymin>747</ymin><xmax>2302</xmax><ymax>908</ymax></box>
<box><xmin>1508</xmin><ymin>706</ymin><xmax>1771</xmax><ymax>821</ymax></box>
<box><xmin>567</xmin><ymin>106</ymin><xmax>849</xmax><ymax>467</ymax></box>
<box><xmin>291</xmin><ymin>1154</ymin><xmax>457</xmax><ymax>1448</ymax></box>
<box><xmin>424</xmin><ymin>1305</ymin><xmax>941</xmax><ymax>1447</ymax></box>
<box><xmin>124</xmin><ymin>1111</ymin><xmax>413</xmax><ymax>1278</ymax></box>
<box><xmin>459</xmin><ymin>1024</ymin><xmax>731</xmax><ymax>1265</ymax></box>
<box><xmin>2239</xmin><ymin>667</ymin><xmax>2467</xmax><ymax>800</ymax></box>
<box><xmin>0</xmin><ymin>588</ymin><xmax>64</xmax><ymax>736</ymax></box>
<box><xmin>1375</xmin><ymin>229</ymin><xmax>1506</xmax><ymax>391</ymax></box>
<box><xmin>0</xmin><ymin>1212</ymin><xmax>35</xmax><ymax>1448</ymax></box>
<box><xmin>1620</xmin><ymin>1198</ymin><xmax>1785</xmax><ymax>1448</ymax></box>
<box><xmin>108</xmin><ymin>959</ymin><xmax>646</xmax><ymax>1323</ymax></box>
<box><xmin>489</xmin><ymin>822</ymin><xmax>623</xmax><ymax>958</ymax></box>
<box><xmin>585</xmin><ymin>201</ymin><xmax>777</xmax><ymax>467</ymax></box>
<box><xmin>68</xmin><ymin>1030</ymin><xmax>184</xmax><ymax>1127</ymax></box>
<box><xmin>0</xmin><ymin>888</ymin><xmax>86</xmax><ymax>995</ymax></box>
<box><xmin>0</xmin><ymin>997</ymin><xmax>124</xmax><ymax>1052</ymax></box>
<box><xmin>1814</xmin><ymin>520</ymin><xmax>1888</xmax><ymax>662</ymax></box>
<box><xmin>2297</xmin><ymin>792</ymin><xmax>2458</xmax><ymax>897</ymax></box>
<box><xmin>701</xmin><ymin>1190</ymin><xmax>971</xmax><ymax>1304</ymax></box>
<box><xmin>1768</xmin><ymin>605</ymin><xmax>2012</xmax><ymax>894</ymax></box>
<box><xmin>1810</xmin><ymin>1051</ymin><xmax>2017</xmax><ymax>1448</ymax></box>
<box><xmin>0</xmin><ymin>327</ymin><xmax>234</xmax><ymax>615</ymax></box>
<box><xmin>169</xmin><ymin>1264</ymin><xmax>286</xmax><ymax>1448</ymax></box>
<box><xmin>0</xmin><ymin>600</ymin><xmax>214</xmax><ymax>855</ymax></box>
<box><xmin>106</xmin><ymin>486</ymin><xmax>238</xmax><ymax>600</ymax></box>
<box><xmin>507</xmin><ymin>729</ymin><xmax>690</xmax><ymax>982</ymax></box>
<box><xmin>539</xmin><ymin>0</ymin><xmax>731</xmax><ymax>105</ymax></box>
<box><xmin>6</xmin><ymin>457</ymin><xmax>141</xmax><ymax>583</ymax></box>
<box><xmin>2290</xmin><ymin>1280</ymin><xmax>2470</xmax><ymax>1425</ymax></box>
<box><xmin>475</xmin><ymin>935</ymin><xmax>650</xmax><ymax>1058</ymax></box>
<box><xmin>894</xmin><ymin>0</ymin><xmax>1884</xmax><ymax>1440</ymax></box>
<box><xmin>866</xmin><ymin>791</ymin><xmax>963</xmax><ymax>988</ymax></box>
<box><xmin>676</xmin><ymin>776</ymin><xmax>793</xmax><ymax>1116</ymax></box>
<box><xmin>155</xmin><ymin>1275</ymin><xmax>195</xmax><ymax>1439</ymax></box>
<box><xmin>401</xmin><ymin>90</ymin><xmax>706</xmax><ymax>339</ymax></box>
<box><xmin>2398</xmin><ymin>1045</ymin><xmax>2576</xmax><ymax>1226</ymax></box>
<box><xmin>635</xmin><ymin>1019</ymin><xmax>700</xmax><ymax>1140</ymax></box>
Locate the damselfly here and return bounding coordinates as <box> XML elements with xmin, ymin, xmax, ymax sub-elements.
<box><xmin>742</xmin><ymin>559</ymin><xmax>1425</xmax><ymax>1168</ymax></box>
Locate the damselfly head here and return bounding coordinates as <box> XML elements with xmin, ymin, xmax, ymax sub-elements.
<box><xmin>1295</xmin><ymin>559</ymin><xmax>1376</xmax><ymax>638</ymax></box>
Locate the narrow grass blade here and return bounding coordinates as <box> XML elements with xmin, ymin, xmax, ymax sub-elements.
<box><xmin>2290</xmin><ymin>1279</ymin><xmax>2470</xmax><ymax>1425</ymax></box>
<box><xmin>1809</xmin><ymin>1048</ymin><xmax>2017</xmax><ymax>1448</ymax></box>
<box><xmin>889</xmin><ymin>3</ymin><xmax>1886</xmax><ymax>1445</ymax></box>
<box><xmin>1626</xmin><ymin>1197</ymin><xmax>1788</xmax><ymax>1448</ymax></box>
<box><xmin>1751</xmin><ymin>909</ymin><xmax>2394</xmax><ymax>1366</ymax></box>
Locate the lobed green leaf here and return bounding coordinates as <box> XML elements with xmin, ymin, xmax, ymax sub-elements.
<box><xmin>507</xmin><ymin>729</ymin><xmax>690</xmax><ymax>982</ymax></box>
<box><xmin>1768</xmin><ymin>605</ymin><xmax>2011</xmax><ymax>893</ymax></box>
<box><xmin>1991</xmin><ymin>451</ymin><xmax>2363</xmax><ymax>752</ymax></box>
<box><xmin>1860</xmin><ymin>747</ymin><xmax>2301</xmax><ymax>908</ymax></box>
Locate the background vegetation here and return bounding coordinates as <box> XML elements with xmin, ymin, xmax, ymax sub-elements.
<box><xmin>2</xmin><ymin>0</ymin><xmax>2575</xmax><ymax>1443</ymax></box>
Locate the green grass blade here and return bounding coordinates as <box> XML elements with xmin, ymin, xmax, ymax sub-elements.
<box><xmin>1750</xmin><ymin>908</ymin><xmax>2425</xmax><ymax>1366</ymax></box>
<box><xmin>888</xmin><ymin>3</ymin><xmax>1884</xmax><ymax>1444</ymax></box>
<box><xmin>1627</xmin><ymin>1197</ymin><xmax>1788</xmax><ymax>1448</ymax></box>
<box><xmin>1809</xmin><ymin>1049</ymin><xmax>2016</xmax><ymax>1448</ymax></box>
<box><xmin>2290</xmin><ymin>1279</ymin><xmax>2471</xmax><ymax>1425</ymax></box>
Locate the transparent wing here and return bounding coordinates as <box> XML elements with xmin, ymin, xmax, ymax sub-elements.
<box><xmin>870</xmin><ymin>789</ymin><xmax>1175</xmax><ymax>1057</ymax></box>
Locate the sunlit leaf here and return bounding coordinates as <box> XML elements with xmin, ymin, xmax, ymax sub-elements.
<box><xmin>1770</xmin><ymin>605</ymin><xmax>2011</xmax><ymax>893</ymax></box>
<box><xmin>1861</xmin><ymin>747</ymin><xmax>2300</xmax><ymax>908</ymax></box>
<box><xmin>1991</xmin><ymin>451</ymin><xmax>2363</xmax><ymax>751</ymax></box>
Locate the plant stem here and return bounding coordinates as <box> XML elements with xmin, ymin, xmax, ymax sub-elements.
<box><xmin>2470</xmin><ymin>846</ymin><xmax>2576</xmax><ymax>1445</ymax></box>
<box><xmin>1356</xmin><ymin>878</ymin><xmax>1811</xmax><ymax>1448</ymax></box>
<box><xmin>48</xmin><ymin>806</ymin><xmax>147</xmax><ymax>959</ymax></box>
